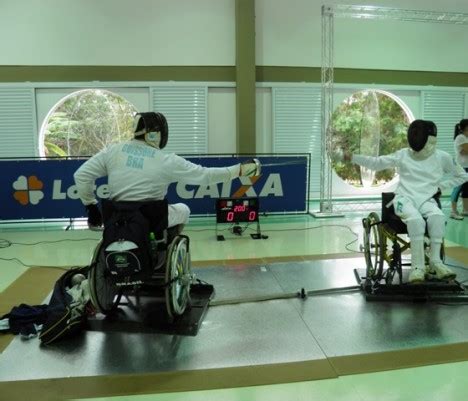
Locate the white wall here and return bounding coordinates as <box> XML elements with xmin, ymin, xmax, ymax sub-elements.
<box><xmin>256</xmin><ymin>0</ymin><xmax>468</xmax><ymax>72</ymax></box>
<box><xmin>0</xmin><ymin>0</ymin><xmax>235</xmax><ymax>66</ymax></box>
<box><xmin>4</xmin><ymin>0</ymin><xmax>468</xmax><ymax>72</ymax></box>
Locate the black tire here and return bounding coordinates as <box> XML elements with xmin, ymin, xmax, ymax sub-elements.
<box><xmin>363</xmin><ymin>212</ymin><xmax>385</xmax><ymax>280</ymax></box>
<box><xmin>165</xmin><ymin>236</ymin><xmax>192</xmax><ymax>320</ymax></box>
<box><xmin>89</xmin><ymin>243</ymin><xmax>122</xmax><ymax>315</ymax></box>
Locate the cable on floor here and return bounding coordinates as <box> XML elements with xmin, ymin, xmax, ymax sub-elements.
<box><xmin>0</xmin><ymin>238</ymin><xmax>99</xmax><ymax>248</ymax></box>
<box><xmin>0</xmin><ymin>257</ymin><xmax>70</xmax><ymax>270</ymax></box>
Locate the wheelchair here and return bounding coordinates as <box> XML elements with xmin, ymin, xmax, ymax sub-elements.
<box><xmin>361</xmin><ymin>192</ymin><xmax>446</xmax><ymax>286</ymax></box>
<box><xmin>88</xmin><ymin>199</ymin><xmax>193</xmax><ymax>321</ymax></box>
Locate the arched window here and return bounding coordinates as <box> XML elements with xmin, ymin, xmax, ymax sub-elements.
<box><xmin>330</xmin><ymin>89</ymin><xmax>414</xmax><ymax>188</ymax></box>
<box><xmin>39</xmin><ymin>89</ymin><xmax>137</xmax><ymax>157</ymax></box>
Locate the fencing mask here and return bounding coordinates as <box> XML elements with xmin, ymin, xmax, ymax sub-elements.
<box><xmin>407</xmin><ymin>120</ymin><xmax>437</xmax><ymax>160</ymax></box>
<box><xmin>133</xmin><ymin>112</ymin><xmax>168</xmax><ymax>149</ymax></box>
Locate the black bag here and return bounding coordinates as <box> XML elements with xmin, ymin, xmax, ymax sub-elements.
<box><xmin>39</xmin><ymin>266</ymin><xmax>90</xmax><ymax>345</ymax></box>
<box><xmin>102</xmin><ymin>204</ymin><xmax>152</xmax><ymax>282</ymax></box>
<box><xmin>101</xmin><ymin>200</ymin><xmax>169</xmax><ymax>283</ymax></box>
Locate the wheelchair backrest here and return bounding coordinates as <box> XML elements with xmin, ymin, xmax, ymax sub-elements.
<box><xmin>381</xmin><ymin>192</ymin><xmax>408</xmax><ymax>233</ymax></box>
<box><xmin>102</xmin><ymin>199</ymin><xmax>168</xmax><ymax>240</ymax></box>
<box><xmin>101</xmin><ymin>199</ymin><xmax>169</xmax><ymax>284</ymax></box>
<box><xmin>381</xmin><ymin>192</ymin><xmax>395</xmax><ymax>223</ymax></box>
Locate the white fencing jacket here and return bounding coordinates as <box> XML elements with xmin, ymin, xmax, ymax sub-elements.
<box><xmin>352</xmin><ymin>148</ymin><xmax>468</xmax><ymax>208</ymax></box>
<box><xmin>74</xmin><ymin>139</ymin><xmax>240</xmax><ymax>206</ymax></box>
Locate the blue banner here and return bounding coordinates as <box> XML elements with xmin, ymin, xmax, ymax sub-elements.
<box><xmin>0</xmin><ymin>156</ymin><xmax>308</xmax><ymax>221</ymax></box>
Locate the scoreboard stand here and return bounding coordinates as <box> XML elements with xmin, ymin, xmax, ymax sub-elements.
<box><xmin>215</xmin><ymin>197</ymin><xmax>268</xmax><ymax>241</ymax></box>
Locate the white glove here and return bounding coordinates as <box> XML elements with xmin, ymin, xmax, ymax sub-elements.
<box><xmin>240</xmin><ymin>158</ymin><xmax>261</xmax><ymax>177</ymax></box>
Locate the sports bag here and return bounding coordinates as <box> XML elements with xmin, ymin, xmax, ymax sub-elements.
<box><xmin>39</xmin><ymin>266</ymin><xmax>90</xmax><ymax>345</ymax></box>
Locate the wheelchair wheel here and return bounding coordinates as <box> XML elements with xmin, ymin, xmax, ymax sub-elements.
<box><xmin>165</xmin><ymin>236</ymin><xmax>192</xmax><ymax>320</ymax></box>
<box><xmin>363</xmin><ymin>212</ymin><xmax>385</xmax><ymax>280</ymax></box>
<box><xmin>89</xmin><ymin>243</ymin><xmax>122</xmax><ymax>315</ymax></box>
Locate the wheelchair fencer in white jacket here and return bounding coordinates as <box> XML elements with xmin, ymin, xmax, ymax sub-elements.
<box><xmin>347</xmin><ymin>120</ymin><xmax>468</xmax><ymax>284</ymax></box>
<box><xmin>74</xmin><ymin>112</ymin><xmax>261</xmax><ymax>233</ymax></box>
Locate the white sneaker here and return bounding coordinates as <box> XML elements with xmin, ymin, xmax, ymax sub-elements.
<box><xmin>408</xmin><ymin>268</ymin><xmax>425</xmax><ymax>283</ymax></box>
<box><xmin>450</xmin><ymin>212</ymin><xmax>464</xmax><ymax>220</ymax></box>
<box><xmin>428</xmin><ymin>261</ymin><xmax>456</xmax><ymax>281</ymax></box>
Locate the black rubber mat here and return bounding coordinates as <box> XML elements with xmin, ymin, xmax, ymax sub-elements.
<box><xmin>354</xmin><ymin>268</ymin><xmax>468</xmax><ymax>302</ymax></box>
<box><xmin>87</xmin><ymin>283</ymin><xmax>214</xmax><ymax>336</ymax></box>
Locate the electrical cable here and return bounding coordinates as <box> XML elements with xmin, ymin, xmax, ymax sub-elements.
<box><xmin>0</xmin><ymin>238</ymin><xmax>99</xmax><ymax>270</ymax></box>
<box><xmin>231</xmin><ymin>222</ymin><xmax>251</xmax><ymax>236</ymax></box>
<box><xmin>9</xmin><ymin>238</ymin><xmax>99</xmax><ymax>246</ymax></box>
<box><xmin>0</xmin><ymin>239</ymin><xmax>11</xmax><ymax>249</ymax></box>
<box><xmin>0</xmin><ymin>257</ymin><xmax>70</xmax><ymax>270</ymax></box>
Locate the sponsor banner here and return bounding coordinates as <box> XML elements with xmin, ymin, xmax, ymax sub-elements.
<box><xmin>0</xmin><ymin>156</ymin><xmax>308</xmax><ymax>221</ymax></box>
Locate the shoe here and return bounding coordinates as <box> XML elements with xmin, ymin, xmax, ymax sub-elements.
<box><xmin>450</xmin><ymin>211</ymin><xmax>464</xmax><ymax>220</ymax></box>
<box><xmin>428</xmin><ymin>261</ymin><xmax>456</xmax><ymax>281</ymax></box>
<box><xmin>408</xmin><ymin>268</ymin><xmax>425</xmax><ymax>283</ymax></box>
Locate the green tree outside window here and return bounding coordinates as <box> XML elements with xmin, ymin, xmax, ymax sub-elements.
<box><xmin>330</xmin><ymin>90</ymin><xmax>410</xmax><ymax>187</ymax></box>
<box><xmin>42</xmin><ymin>90</ymin><xmax>137</xmax><ymax>157</ymax></box>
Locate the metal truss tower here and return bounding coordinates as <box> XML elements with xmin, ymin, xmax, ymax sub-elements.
<box><xmin>315</xmin><ymin>4</ymin><xmax>468</xmax><ymax>217</ymax></box>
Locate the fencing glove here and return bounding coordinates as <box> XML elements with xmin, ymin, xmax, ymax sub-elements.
<box><xmin>85</xmin><ymin>204</ymin><xmax>102</xmax><ymax>229</ymax></box>
<box><xmin>240</xmin><ymin>158</ymin><xmax>261</xmax><ymax>177</ymax></box>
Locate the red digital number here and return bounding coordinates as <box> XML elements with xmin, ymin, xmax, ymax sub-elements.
<box><xmin>248</xmin><ymin>211</ymin><xmax>256</xmax><ymax>221</ymax></box>
<box><xmin>227</xmin><ymin>211</ymin><xmax>234</xmax><ymax>222</ymax></box>
<box><xmin>234</xmin><ymin>205</ymin><xmax>246</xmax><ymax>212</ymax></box>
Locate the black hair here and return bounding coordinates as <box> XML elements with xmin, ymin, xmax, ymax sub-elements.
<box><xmin>454</xmin><ymin>119</ymin><xmax>468</xmax><ymax>139</ymax></box>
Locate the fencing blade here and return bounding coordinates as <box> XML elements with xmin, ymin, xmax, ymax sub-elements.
<box><xmin>259</xmin><ymin>160</ymin><xmax>307</xmax><ymax>168</ymax></box>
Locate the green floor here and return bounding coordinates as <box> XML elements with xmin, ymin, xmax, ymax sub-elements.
<box><xmin>0</xmin><ymin>209</ymin><xmax>467</xmax><ymax>401</ymax></box>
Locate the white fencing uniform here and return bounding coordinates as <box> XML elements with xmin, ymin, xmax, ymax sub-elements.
<box><xmin>74</xmin><ymin>139</ymin><xmax>240</xmax><ymax>227</ymax></box>
<box><xmin>353</xmin><ymin>148</ymin><xmax>468</xmax><ymax>210</ymax></box>
<box><xmin>353</xmin><ymin>148</ymin><xmax>468</xmax><ymax>270</ymax></box>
